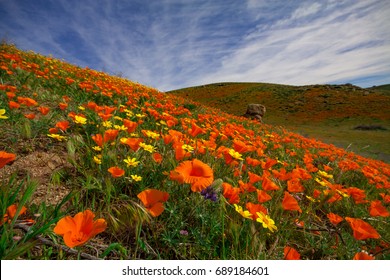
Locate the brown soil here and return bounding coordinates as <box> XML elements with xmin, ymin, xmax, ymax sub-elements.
<box><xmin>0</xmin><ymin>149</ymin><xmax>74</xmax><ymax>206</ymax></box>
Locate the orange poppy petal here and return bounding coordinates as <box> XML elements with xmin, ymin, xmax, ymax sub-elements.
<box><xmin>91</xmin><ymin>218</ymin><xmax>108</xmax><ymax>236</ymax></box>
<box><xmin>137</xmin><ymin>189</ymin><xmax>169</xmax><ymax>207</ymax></box>
<box><xmin>77</xmin><ymin>209</ymin><xmax>95</xmax><ymax>233</ymax></box>
<box><xmin>353</xmin><ymin>252</ymin><xmax>374</xmax><ymax>260</ymax></box>
<box><xmin>108</xmin><ymin>166</ymin><xmax>125</xmax><ymax>178</ymax></box>
<box><xmin>62</xmin><ymin>231</ymin><xmax>85</xmax><ymax>248</ymax></box>
<box><xmin>262</xmin><ymin>176</ymin><xmax>280</xmax><ymax>191</ymax></box>
<box><xmin>191</xmin><ymin>178</ymin><xmax>214</xmax><ymax>192</ymax></box>
<box><xmin>248</xmin><ymin>171</ymin><xmax>262</xmax><ymax>184</ymax></box>
<box><xmin>369</xmin><ymin>200</ymin><xmax>390</xmax><ymax>217</ymax></box>
<box><xmin>0</xmin><ymin>151</ymin><xmax>16</xmax><ymax>168</ymax></box>
<box><xmin>345</xmin><ymin>217</ymin><xmax>380</xmax><ymax>240</ymax></box>
<box><xmin>148</xmin><ymin>202</ymin><xmax>165</xmax><ymax>217</ymax></box>
<box><xmin>5</xmin><ymin>204</ymin><xmax>27</xmax><ymax>220</ymax></box>
<box><xmin>282</xmin><ymin>191</ymin><xmax>302</xmax><ymax>212</ymax></box>
<box><xmin>327</xmin><ymin>212</ymin><xmax>343</xmax><ymax>225</ymax></box>
<box><xmin>257</xmin><ymin>190</ymin><xmax>272</xmax><ymax>203</ymax></box>
<box><xmin>152</xmin><ymin>152</ymin><xmax>163</xmax><ymax>163</ymax></box>
<box><xmin>53</xmin><ymin>216</ymin><xmax>77</xmax><ymax>236</ymax></box>
<box><xmin>284</xmin><ymin>246</ymin><xmax>301</xmax><ymax>260</ymax></box>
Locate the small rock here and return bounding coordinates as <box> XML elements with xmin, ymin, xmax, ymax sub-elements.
<box><xmin>243</xmin><ymin>104</ymin><xmax>266</xmax><ymax>122</ymax></box>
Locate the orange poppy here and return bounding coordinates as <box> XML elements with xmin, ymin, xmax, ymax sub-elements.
<box><xmin>163</xmin><ymin>134</ymin><xmax>175</xmax><ymax>145</ymax></box>
<box><xmin>85</xmin><ymin>101</ymin><xmax>98</xmax><ymax>110</ymax></box>
<box><xmin>292</xmin><ymin>166</ymin><xmax>312</xmax><ymax>180</ymax></box>
<box><xmin>122</xmin><ymin>119</ymin><xmax>138</xmax><ymax>133</ymax></box>
<box><xmin>345</xmin><ymin>217</ymin><xmax>380</xmax><ymax>240</ymax></box>
<box><xmin>282</xmin><ymin>191</ymin><xmax>302</xmax><ymax>213</ymax></box>
<box><xmin>92</xmin><ymin>134</ymin><xmax>104</xmax><ymax>147</ymax></box>
<box><xmin>123</xmin><ymin>137</ymin><xmax>143</xmax><ymax>151</ymax></box>
<box><xmin>98</xmin><ymin>112</ymin><xmax>113</xmax><ymax>121</ymax></box>
<box><xmin>103</xmin><ymin>106</ymin><xmax>116</xmax><ymax>115</ymax></box>
<box><xmin>24</xmin><ymin>113</ymin><xmax>36</xmax><ymax>119</ymax></box>
<box><xmin>287</xmin><ymin>178</ymin><xmax>305</xmax><ymax>193</ymax></box>
<box><xmin>170</xmin><ymin>159</ymin><xmax>214</xmax><ymax>192</ymax></box>
<box><xmin>38</xmin><ymin>106</ymin><xmax>50</xmax><ymax>115</ymax></box>
<box><xmin>246</xmin><ymin>202</ymin><xmax>267</xmax><ymax>220</ymax></box>
<box><xmin>17</xmin><ymin>97</ymin><xmax>38</xmax><ymax>106</ymax></box>
<box><xmin>167</xmin><ymin>129</ymin><xmax>184</xmax><ymax>143</ymax></box>
<box><xmin>58</xmin><ymin>102</ymin><xmax>68</xmax><ymax>110</ymax></box>
<box><xmin>173</xmin><ymin>142</ymin><xmax>191</xmax><ymax>161</ymax></box>
<box><xmin>353</xmin><ymin>252</ymin><xmax>374</xmax><ymax>260</ymax></box>
<box><xmin>327</xmin><ymin>212</ymin><xmax>343</xmax><ymax>225</ymax></box>
<box><xmin>55</xmin><ymin>120</ymin><xmax>70</xmax><ymax>131</ymax></box>
<box><xmin>6</xmin><ymin>92</ymin><xmax>16</xmax><ymax>99</ymax></box>
<box><xmin>188</xmin><ymin>122</ymin><xmax>205</xmax><ymax>137</ymax></box>
<box><xmin>238</xmin><ymin>180</ymin><xmax>257</xmax><ymax>192</ymax></box>
<box><xmin>62</xmin><ymin>95</ymin><xmax>71</xmax><ymax>102</ymax></box>
<box><xmin>379</xmin><ymin>193</ymin><xmax>390</xmax><ymax>204</ymax></box>
<box><xmin>108</xmin><ymin>166</ymin><xmax>125</xmax><ymax>178</ymax></box>
<box><xmin>9</xmin><ymin>101</ymin><xmax>20</xmax><ymax>109</ymax></box>
<box><xmin>338</xmin><ymin>159</ymin><xmax>360</xmax><ymax>172</ymax></box>
<box><xmin>248</xmin><ymin>171</ymin><xmax>262</xmax><ymax>184</ymax></box>
<box><xmin>3</xmin><ymin>204</ymin><xmax>27</xmax><ymax>223</ymax></box>
<box><xmin>49</xmin><ymin>127</ymin><xmax>59</xmax><ymax>134</ymax></box>
<box><xmin>323</xmin><ymin>165</ymin><xmax>333</xmax><ymax>172</ymax></box>
<box><xmin>246</xmin><ymin>157</ymin><xmax>262</xmax><ymax>167</ymax></box>
<box><xmin>261</xmin><ymin>157</ymin><xmax>278</xmax><ymax>170</ymax></box>
<box><xmin>272</xmin><ymin>168</ymin><xmax>291</xmax><ymax>181</ymax></box>
<box><xmin>53</xmin><ymin>209</ymin><xmax>107</xmax><ymax>248</ymax></box>
<box><xmin>152</xmin><ymin>152</ymin><xmax>163</xmax><ymax>164</ymax></box>
<box><xmin>233</xmin><ymin>139</ymin><xmax>253</xmax><ymax>153</ymax></box>
<box><xmin>313</xmin><ymin>189</ymin><xmax>321</xmax><ymax>198</ymax></box>
<box><xmin>103</xmin><ymin>129</ymin><xmax>119</xmax><ymax>143</ymax></box>
<box><xmin>261</xmin><ymin>175</ymin><xmax>280</xmax><ymax>191</ymax></box>
<box><xmin>345</xmin><ymin>187</ymin><xmax>367</xmax><ymax>204</ymax></box>
<box><xmin>369</xmin><ymin>200</ymin><xmax>390</xmax><ymax>217</ymax></box>
<box><xmin>222</xmin><ymin>182</ymin><xmax>240</xmax><ymax>204</ymax></box>
<box><xmin>137</xmin><ymin>189</ymin><xmax>169</xmax><ymax>217</ymax></box>
<box><xmin>166</xmin><ymin>119</ymin><xmax>176</xmax><ymax>127</ymax></box>
<box><xmin>284</xmin><ymin>246</ymin><xmax>301</xmax><ymax>260</ymax></box>
<box><xmin>257</xmin><ymin>189</ymin><xmax>272</xmax><ymax>203</ymax></box>
<box><xmin>65</xmin><ymin>77</ymin><xmax>75</xmax><ymax>84</ymax></box>
<box><xmin>0</xmin><ymin>151</ymin><xmax>16</xmax><ymax>168</ymax></box>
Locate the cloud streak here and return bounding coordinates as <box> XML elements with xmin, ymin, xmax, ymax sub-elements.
<box><xmin>1</xmin><ymin>0</ymin><xmax>389</xmax><ymax>91</ymax></box>
<box><xmin>198</xmin><ymin>1</ymin><xmax>390</xmax><ymax>87</ymax></box>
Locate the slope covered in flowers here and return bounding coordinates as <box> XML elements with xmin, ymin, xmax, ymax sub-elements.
<box><xmin>170</xmin><ymin>83</ymin><xmax>390</xmax><ymax>162</ymax></box>
<box><xmin>0</xmin><ymin>44</ymin><xmax>389</xmax><ymax>260</ymax></box>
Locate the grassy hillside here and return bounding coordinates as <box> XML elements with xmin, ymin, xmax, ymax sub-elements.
<box><xmin>169</xmin><ymin>83</ymin><xmax>390</xmax><ymax>162</ymax></box>
<box><xmin>1</xmin><ymin>44</ymin><xmax>389</xmax><ymax>260</ymax></box>
<box><xmin>368</xmin><ymin>84</ymin><xmax>390</xmax><ymax>95</ymax></box>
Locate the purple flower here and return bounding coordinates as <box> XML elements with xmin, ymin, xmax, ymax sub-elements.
<box><xmin>200</xmin><ymin>186</ymin><xmax>218</xmax><ymax>202</ymax></box>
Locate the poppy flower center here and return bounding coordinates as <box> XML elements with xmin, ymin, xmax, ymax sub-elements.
<box><xmin>190</xmin><ymin>166</ymin><xmax>206</xmax><ymax>177</ymax></box>
<box><xmin>72</xmin><ymin>231</ymin><xmax>88</xmax><ymax>244</ymax></box>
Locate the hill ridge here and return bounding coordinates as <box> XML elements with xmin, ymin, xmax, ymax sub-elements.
<box><xmin>169</xmin><ymin>82</ymin><xmax>390</xmax><ymax>162</ymax></box>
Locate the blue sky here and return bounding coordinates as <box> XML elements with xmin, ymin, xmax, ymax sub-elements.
<box><xmin>1</xmin><ymin>0</ymin><xmax>389</xmax><ymax>91</ymax></box>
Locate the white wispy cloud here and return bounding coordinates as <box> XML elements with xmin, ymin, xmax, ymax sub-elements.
<box><xmin>197</xmin><ymin>0</ymin><xmax>390</xmax><ymax>88</ymax></box>
<box><xmin>1</xmin><ymin>0</ymin><xmax>389</xmax><ymax>90</ymax></box>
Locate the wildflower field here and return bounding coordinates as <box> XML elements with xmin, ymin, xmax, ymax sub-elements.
<box><xmin>0</xmin><ymin>43</ymin><xmax>389</xmax><ymax>260</ymax></box>
<box><xmin>170</xmin><ymin>82</ymin><xmax>390</xmax><ymax>162</ymax></box>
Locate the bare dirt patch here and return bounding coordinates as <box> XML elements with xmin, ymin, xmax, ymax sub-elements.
<box><xmin>0</xmin><ymin>149</ymin><xmax>74</xmax><ymax>206</ymax></box>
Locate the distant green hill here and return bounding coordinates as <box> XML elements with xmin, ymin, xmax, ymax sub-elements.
<box><xmin>169</xmin><ymin>82</ymin><xmax>390</xmax><ymax>162</ymax></box>
<box><xmin>368</xmin><ymin>84</ymin><xmax>390</xmax><ymax>95</ymax></box>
